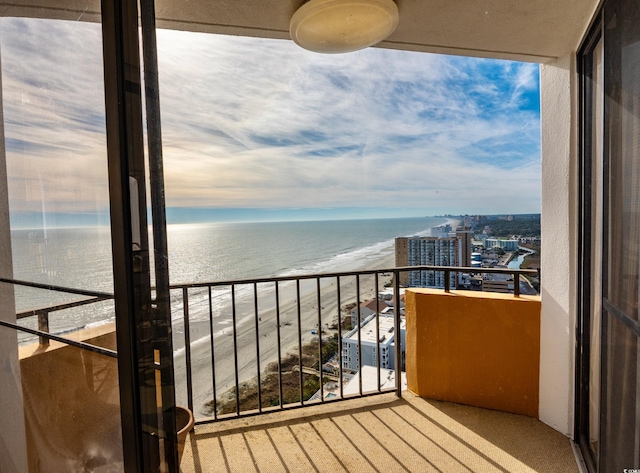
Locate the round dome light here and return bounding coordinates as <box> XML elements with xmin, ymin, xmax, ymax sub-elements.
<box><xmin>290</xmin><ymin>0</ymin><xmax>399</xmax><ymax>54</ymax></box>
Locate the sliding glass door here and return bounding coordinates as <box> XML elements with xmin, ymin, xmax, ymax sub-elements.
<box><xmin>577</xmin><ymin>20</ymin><xmax>604</xmax><ymax>472</ymax></box>
<box><xmin>578</xmin><ymin>0</ymin><xmax>640</xmax><ymax>470</ymax></box>
<box><xmin>0</xmin><ymin>1</ymin><xmax>178</xmax><ymax>471</ymax></box>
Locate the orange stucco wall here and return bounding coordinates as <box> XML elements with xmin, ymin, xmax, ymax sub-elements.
<box><xmin>405</xmin><ymin>289</ymin><xmax>541</xmax><ymax>418</ymax></box>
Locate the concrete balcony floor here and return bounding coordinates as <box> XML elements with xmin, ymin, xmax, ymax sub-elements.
<box><xmin>180</xmin><ymin>392</ymin><xmax>579</xmax><ymax>472</ymax></box>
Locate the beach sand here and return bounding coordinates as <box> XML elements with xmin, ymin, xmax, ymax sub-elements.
<box><xmin>173</xmin><ymin>249</ymin><xmax>397</xmax><ymax>416</ymax></box>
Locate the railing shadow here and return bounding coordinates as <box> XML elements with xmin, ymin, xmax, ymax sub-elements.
<box><xmin>180</xmin><ymin>393</ymin><xmax>577</xmax><ymax>473</ymax></box>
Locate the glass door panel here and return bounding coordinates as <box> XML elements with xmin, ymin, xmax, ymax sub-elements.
<box><xmin>602</xmin><ymin>0</ymin><xmax>640</xmax><ymax>469</ymax></box>
<box><xmin>0</xmin><ymin>4</ymin><xmax>123</xmax><ymax>472</ymax></box>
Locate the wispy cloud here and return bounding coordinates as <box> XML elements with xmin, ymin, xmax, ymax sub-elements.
<box><xmin>156</xmin><ymin>30</ymin><xmax>540</xmax><ymax>215</ymax></box>
<box><xmin>1</xmin><ymin>18</ymin><xmax>541</xmax><ymax>219</ymax></box>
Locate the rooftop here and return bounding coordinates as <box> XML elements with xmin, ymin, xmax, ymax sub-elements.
<box><xmin>356</xmin><ymin>300</ymin><xmax>390</xmax><ymax>312</ymax></box>
<box><xmin>343</xmin><ymin>366</ymin><xmax>406</xmax><ymax>395</ymax></box>
<box><xmin>345</xmin><ymin>314</ymin><xmax>404</xmax><ymax>344</ymax></box>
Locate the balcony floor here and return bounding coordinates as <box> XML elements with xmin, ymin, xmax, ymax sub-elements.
<box><xmin>180</xmin><ymin>392</ymin><xmax>578</xmax><ymax>473</ymax></box>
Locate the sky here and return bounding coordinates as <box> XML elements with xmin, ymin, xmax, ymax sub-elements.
<box><xmin>1</xmin><ymin>17</ymin><xmax>541</xmax><ymax>225</ymax></box>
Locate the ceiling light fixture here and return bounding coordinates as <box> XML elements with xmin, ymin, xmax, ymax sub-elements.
<box><xmin>290</xmin><ymin>0</ymin><xmax>399</xmax><ymax>54</ymax></box>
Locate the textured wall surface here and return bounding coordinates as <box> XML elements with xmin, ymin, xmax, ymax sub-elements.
<box><xmin>406</xmin><ymin>288</ymin><xmax>541</xmax><ymax>418</ymax></box>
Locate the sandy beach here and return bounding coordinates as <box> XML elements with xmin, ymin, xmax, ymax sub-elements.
<box><xmin>172</xmin><ymin>248</ymin><xmax>396</xmax><ymax>416</ymax></box>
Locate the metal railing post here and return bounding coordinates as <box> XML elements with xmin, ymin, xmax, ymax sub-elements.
<box><xmin>317</xmin><ymin>278</ymin><xmax>324</xmax><ymax>402</ymax></box>
<box><xmin>296</xmin><ymin>280</ymin><xmax>303</xmax><ymax>405</ymax></box>
<box><xmin>253</xmin><ymin>283</ymin><xmax>262</xmax><ymax>413</ymax></box>
<box><xmin>37</xmin><ymin>311</ymin><xmax>50</xmax><ymax>346</ymax></box>
<box><xmin>393</xmin><ymin>270</ymin><xmax>402</xmax><ymax>398</ymax></box>
<box><xmin>207</xmin><ymin>286</ymin><xmax>218</xmax><ymax>420</ymax></box>
<box><xmin>275</xmin><ymin>282</ymin><xmax>283</xmax><ymax>408</ymax></box>
<box><xmin>231</xmin><ymin>284</ymin><xmax>240</xmax><ymax>416</ymax></box>
<box><xmin>514</xmin><ymin>272</ymin><xmax>520</xmax><ymax>297</ymax></box>
<box><xmin>356</xmin><ymin>274</ymin><xmax>362</xmax><ymax>396</ymax></box>
<box><xmin>336</xmin><ymin>276</ymin><xmax>343</xmax><ymax>399</ymax></box>
<box><xmin>375</xmin><ymin>274</ymin><xmax>381</xmax><ymax>392</ymax></box>
<box><xmin>182</xmin><ymin>288</ymin><xmax>194</xmax><ymax>414</ymax></box>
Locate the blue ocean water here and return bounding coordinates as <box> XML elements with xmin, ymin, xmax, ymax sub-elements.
<box><xmin>11</xmin><ymin>216</ymin><xmax>449</xmax><ymax>340</ymax></box>
<box><xmin>166</xmin><ymin>217</ymin><xmax>446</xmax><ymax>283</ymax></box>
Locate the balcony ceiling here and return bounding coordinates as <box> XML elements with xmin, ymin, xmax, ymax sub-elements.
<box><xmin>4</xmin><ymin>0</ymin><xmax>599</xmax><ymax>62</ymax></box>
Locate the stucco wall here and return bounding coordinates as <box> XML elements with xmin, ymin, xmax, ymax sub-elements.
<box><xmin>539</xmin><ymin>53</ymin><xmax>577</xmax><ymax>437</ymax></box>
<box><xmin>405</xmin><ymin>289</ymin><xmax>541</xmax><ymax>418</ymax></box>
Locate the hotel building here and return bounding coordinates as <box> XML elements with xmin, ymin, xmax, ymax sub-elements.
<box><xmin>395</xmin><ymin>236</ymin><xmax>459</xmax><ymax>287</ymax></box>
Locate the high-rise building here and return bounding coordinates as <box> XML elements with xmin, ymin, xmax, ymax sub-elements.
<box><xmin>455</xmin><ymin>229</ymin><xmax>472</xmax><ymax>267</ymax></box>
<box><xmin>395</xmin><ymin>236</ymin><xmax>459</xmax><ymax>287</ymax></box>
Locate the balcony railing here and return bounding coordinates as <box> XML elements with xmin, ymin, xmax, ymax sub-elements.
<box><xmin>169</xmin><ymin>265</ymin><xmax>538</xmax><ymax>423</ymax></box>
<box><xmin>1</xmin><ymin>265</ymin><xmax>539</xmax><ymax>424</ymax></box>
<box><xmin>0</xmin><ymin>277</ymin><xmax>116</xmax><ymax>358</ymax></box>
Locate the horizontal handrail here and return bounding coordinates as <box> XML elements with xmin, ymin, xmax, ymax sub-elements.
<box><xmin>168</xmin><ymin>266</ymin><xmax>538</xmax><ymax>289</ymax></box>
<box><xmin>0</xmin><ymin>277</ymin><xmax>114</xmax><ymax>299</ymax></box>
<box><xmin>16</xmin><ymin>296</ymin><xmax>112</xmax><ymax>320</ymax></box>
<box><xmin>1</xmin><ymin>277</ymin><xmax>114</xmax><ymax>346</ymax></box>
<box><xmin>0</xmin><ymin>319</ymin><xmax>117</xmax><ymax>358</ymax></box>
<box><xmin>3</xmin><ymin>265</ymin><xmax>537</xmax><ymax>314</ymax></box>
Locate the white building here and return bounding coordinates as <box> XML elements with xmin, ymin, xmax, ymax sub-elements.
<box><xmin>342</xmin><ymin>314</ymin><xmax>406</xmax><ymax>373</ymax></box>
<box><xmin>430</xmin><ymin>224</ymin><xmax>452</xmax><ymax>238</ymax></box>
<box><xmin>484</xmin><ymin>238</ymin><xmax>519</xmax><ymax>251</ymax></box>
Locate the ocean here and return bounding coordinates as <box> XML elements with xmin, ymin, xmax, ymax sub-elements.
<box><xmin>10</xmin><ymin>216</ymin><xmax>449</xmax><ymax>343</ymax></box>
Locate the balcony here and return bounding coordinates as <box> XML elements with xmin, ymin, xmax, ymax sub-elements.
<box><xmin>6</xmin><ymin>266</ymin><xmax>580</xmax><ymax>472</ymax></box>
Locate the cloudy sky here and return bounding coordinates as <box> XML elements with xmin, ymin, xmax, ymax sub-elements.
<box><xmin>1</xmin><ymin>17</ymin><xmax>540</xmax><ymax>224</ymax></box>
